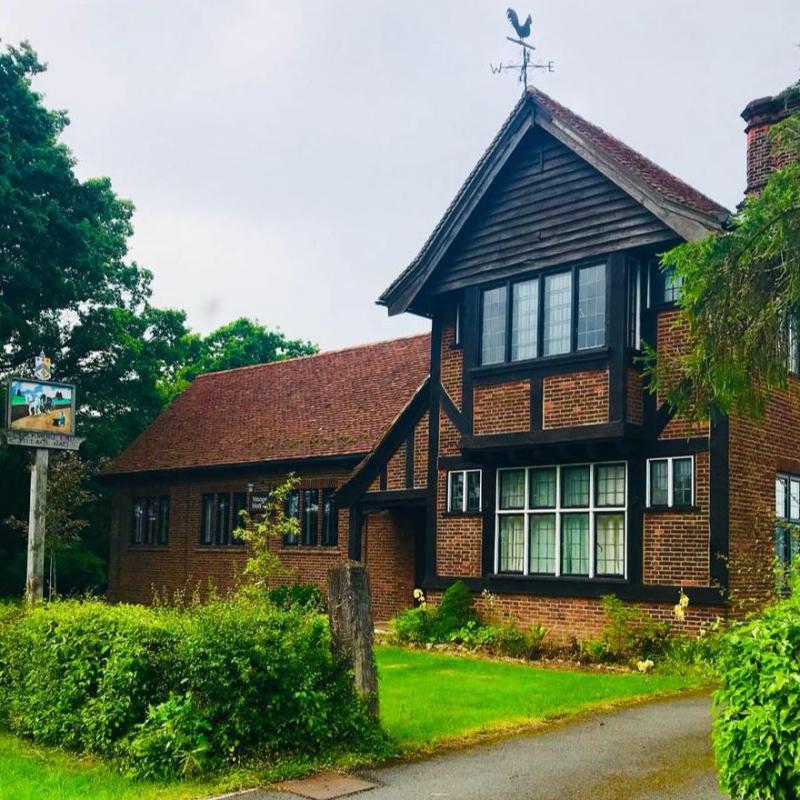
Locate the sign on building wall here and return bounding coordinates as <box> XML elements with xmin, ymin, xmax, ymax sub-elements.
<box><xmin>5</xmin><ymin>377</ymin><xmax>81</xmax><ymax>451</ymax></box>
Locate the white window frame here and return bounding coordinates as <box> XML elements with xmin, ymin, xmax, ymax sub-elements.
<box><xmin>646</xmin><ymin>455</ymin><xmax>695</xmax><ymax>508</ymax></box>
<box><xmin>494</xmin><ymin>462</ymin><xmax>627</xmax><ymax>579</ymax></box>
<box><xmin>447</xmin><ymin>469</ymin><xmax>482</xmax><ymax>514</ymax></box>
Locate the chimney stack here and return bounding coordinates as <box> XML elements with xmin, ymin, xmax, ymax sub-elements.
<box><xmin>741</xmin><ymin>82</ymin><xmax>800</xmax><ymax>196</ymax></box>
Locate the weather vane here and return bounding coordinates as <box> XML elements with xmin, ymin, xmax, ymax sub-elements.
<box><xmin>491</xmin><ymin>8</ymin><xmax>554</xmax><ymax>87</ymax></box>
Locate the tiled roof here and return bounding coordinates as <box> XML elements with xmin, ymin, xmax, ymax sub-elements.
<box><xmin>106</xmin><ymin>333</ymin><xmax>430</xmax><ymax>475</ymax></box>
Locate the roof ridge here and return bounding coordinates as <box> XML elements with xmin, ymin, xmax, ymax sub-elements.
<box><xmin>194</xmin><ymin>330</ymin><xmax>431</xmax><ymax>380</ymax></box>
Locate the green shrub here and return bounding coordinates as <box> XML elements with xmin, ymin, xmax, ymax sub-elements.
<box><xmin>0</xmin><ymin>598</ymin><xmax>381</xmax><ymax>777</ymax></box>
<box><xmin>430</xmin><ymin>581</ymin><xmax>474</xmax><ymax>640</ymax></box>
<box><xmin>477</xmin><ymin>622</ymin><xmax>547</xmax><ymax>659</ymax></box>
<box><xmin>585</xmin><ymin>595</ymin><xmax>670</xmax><ymax>663</ymax></box>
<box><xmin>390</xmin><ymin>606</ymin><xmax>432</xmax><ymax>643</ymax></box>
<box><xmin>713</xmin><ymin>590</ymin><xmax>800</xmax><ymax>799</ymax></box>
<box><xmin>268</xmin><ymin>583</ymin><xmax>326</xmax><ymax>612</ymax></box>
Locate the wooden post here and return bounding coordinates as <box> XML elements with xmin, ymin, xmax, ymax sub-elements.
<box><xmin>25</xmin><ymin>448</ymin><xmax>49</xmax><ymax>605</ymax></box>
<box><xmin>326</xmin><ymin>560</ymin><xmax>379</xmax><ymax>718</ymax></box>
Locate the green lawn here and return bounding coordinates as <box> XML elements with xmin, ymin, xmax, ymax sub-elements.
<box><xmin>376</xmin><ymin>646</ymin><xmax>700</xmax><ymax>746</ymax></box>
<box><xmin>0</xmin><ymin>646</ymin><xmax>701</xmax><ymax>800</ymax></box>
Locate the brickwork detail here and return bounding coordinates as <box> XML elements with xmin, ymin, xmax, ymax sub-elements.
<box><xmin>473</xmin><ymin>380</ymin><xmax>530</xmax><ymax>435</ymax></box>
<box><xmin>435</xmin><ymin>470</ymin><xmax>482</xmax><ymax>577</ymax></box>
<box><xmin>413</xmin><ymin>412</ymin><xmax>429</xmax><ymax>489</ymax></box>
<box><xmin>440</xmin><ymin>311</ymin><xmax>463</xmax><ymax>411</ymax></box>
<box><xmin>542</xmin><ymin>370</ymin><xmax>608</xmax><ymax>429</ymax></box>
<box><xmin>626</xmin><ymin>368</ymin><xmax>644</xmax><ymax>425</ymax></box>
<box><xmin>644</xmin><ymin>452</ymin><xmax>710</xmax><ymax>586</ymax></box>
<box><xmin>439</xmin><ymin>410</ymin><xmax>461</xmax><ymax>456</ymax></box>
<box><xmin>386</xmin><ymin>444</ymin><xmax>406</xmax><ymax>490</ymax></box>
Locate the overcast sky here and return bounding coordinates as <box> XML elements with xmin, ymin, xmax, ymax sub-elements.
<box><xmin>4</xmin><ymin>2</ymin><xmax>799</xmax><ymax>350</ymax></box>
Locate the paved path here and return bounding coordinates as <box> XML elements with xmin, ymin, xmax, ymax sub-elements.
<box><xmin>257</xmin><ymin>693</ymin><xmax>726</xmax><ymax>800</ymax></box>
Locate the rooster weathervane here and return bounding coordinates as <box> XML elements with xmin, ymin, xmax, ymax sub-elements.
<box><xmin>491</xmin><ymin>8</ymin><xmax>554</xmax><ymax>87</ymax></box>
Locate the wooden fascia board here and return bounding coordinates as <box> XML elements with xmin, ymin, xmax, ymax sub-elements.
<box><xmin>385</xmin><ymin>106</ymin><xmax>536</xmax><ymax>316</ymax></box>
<box><xmin>534</xmin><ymin>111</ymin><xmax>724</xmax><ymax>242</ymax></box>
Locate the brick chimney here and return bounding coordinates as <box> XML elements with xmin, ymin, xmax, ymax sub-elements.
<box><xmin>741</xmin><ymin>82</ymin><xmax>800</xmax><ymax>195</ymax></box>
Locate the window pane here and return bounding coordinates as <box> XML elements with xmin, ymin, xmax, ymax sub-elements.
<box><xmin>663</xmin><ymin>267</ymin><xmax>683</xmax><ymax>303</ymax></box>
<box><xmin>650</xmin><ymin>460</ymin><xmax>669</xmax><ymax>506</ymax></box>
<box><xmin>673</xmin><ymin>458</ymin><xmax>693</xmax><ymax>507</ymax></box>
<box><xmin>158</xmin><ymin>497</ymin><xmax>170</xmax><ymax>546</ymax></box>
<box><xmin>596</xmin><ymin>513</ymin><xmax>625</xmax><ymax>576</ymax></box>
<box><xmin>529</xmin><ymin>468</ymin><xmax>556</xmax><ymax>508</ymax></box>
<box><xmin>561</xmin><ymin>465</ymin><xmax>589</xmax><ymax>508</ymax></box>
<box><xmin>776</xmin><ymin>523</ymin><xmax>789</xmax><ymax>568</ymax></box>
<box><xmin>322</xmin><ymin>488</ymin><xmax>338</xmax><ymax>546</ymax></box>
<box><xmin>284</xmin><ymin>490</ymin><xmax>299</xmax><ymax>545</ymax></box>
<box><xmin>511</xmin><ymin>278</ymin><xmax>538</xmax><ymax>361</ymax></box>
<box><xmin>499</xmin><ymin>469</ymin><xmax>525</xmax><ymax>510</ymax></box>
<box><xmin>131</xmin><ymin>498</ymin><xmax>145</xmax><ymax>545</ymax></box>
<box><xmin>200</xmin><ymin>494</ymin><xmax>214</xmax><ymax>545</ymax></box>
<box><xmin>449</xmin><ymin>472</ymin><xmax>465</xmax><ymax>513</ymax></box>
<box><xmin>216</xmin><ymin>493</ymin><xmax>231</xmax><ymax>545</ymax></box>
<box><xmin>627</xmin><ymin>261</ymin><xmax>640</xmax><ymax>350</ymax></box>
<box><xmin>791</xmin><ymin>479</ymin><xmax>800</xmax><ymax>521</ymax></box>
<box><xmin>481</xmin><ymin>286</ymin><xmax>507</xmax><ymax>365</ymax></box>
<box><xmin>231</xmin><ymin>492</ymin><xmax>247</xmax><ymax>544</ymax></box>
<box><xmin>776</xmin><ymin>477</ymin><xmax>788</xmax><ymax>519</ymax></box>
<box><xmin>302</xmin><ymin>489</ymin><xmax>319</xmax><ymax>546</ymax></box>
<box><xmin>561</xmin><ymin>513</ymin><xmax>589</xmax><ymax>575</ymax></box>
<box><xmin>145</xmin><ymin>498</ymin><xmax>158</xmax><ymax>545</ymax></box>
<box><xmin>595</xmin><ymin>464</ymin><xmax>625</xmax><ymax>507</ymax></box>
<box><xmin>499</xmin><ymin>515</ymin><xmax>524</xmax><ymax>573</ymax></box>
<box><xmin>466</xmin><ymin>471</ymin><xmax>481</xmax><ymax>513</ymax></box>
<box><xmin>577</xmin><ymin>264</ymin><xmax>606</xmax><ymax>350</ymax></box>
<box><xmin>543</xmin><ymin>272</ymin><xmax>572</xmax><ymax>356</ymax></box>
<box><xmin>787</xmin><ymin>320</ymin><xmax>798</xmax><ymax>374</ymax></box>
<box><xmin>529</xmin><ymin>514</ymin><xmax>556</xmax><ymax>574</ymax></box>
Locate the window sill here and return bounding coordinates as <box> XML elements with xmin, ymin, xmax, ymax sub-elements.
<box><xmin>645</xmin><ymin>505</ymin><xmax>700</xmax><ymax>514</ymax></box>
<box><xmin>278</xmin><ymin>545</ymin><xmax>341</xmax><ymax>553</ymax></box>
<box><xmin>471</xmin><ymin>347</ymin><xmax>610</xmax><ymax>377</ymax></box>
<box><xmin>488</xmin><ymin>572</ymin><xmax>627</xmax><ymax>584</ymax></box>
<box><xmin>194</xmin><ymin>545</ymin><xmax>247</xmax><ymax>552</ymax></box>
<box><xmin>442</xmin><ymin>511</ymin><xmax>483</xmax><ymax>518</ymax></box>
<box><xmin>127</xmin><ymin>545</ymin><xmax>169</xmax><ymax>551</ymax></box>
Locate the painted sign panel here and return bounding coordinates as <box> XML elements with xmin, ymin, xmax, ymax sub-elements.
<box><xmin>7</xmin><ymin>378</ymin><xmax>76</xmax><ymax>437</ymax></box>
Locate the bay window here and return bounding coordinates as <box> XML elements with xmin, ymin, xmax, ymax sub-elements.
<box><xmin>495</xmin><ymin>462</ymin><xmax>626</xmax><ymax>578</ymax></box>
<box><xmin>480</xmin><ymin>263</ymin><xmax>606</xmax><ymax>366</ymax></box>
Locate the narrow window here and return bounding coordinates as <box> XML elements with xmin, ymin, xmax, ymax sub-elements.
<box><xmin>595</xmin><ymin>513</ymin><xmax>625</xmax><ymax>576</ymax></box>
<box><xmin>448</xmin><ymin>471</ymin><xmax>465</xmax><ymax>513</ymax></box>
<box><xmin>481</xmin><ymin>286</ymin><xmax>507</xmax><ymax>365</ymax></box>
<box><xmin>529</xmin><ymin>514</ymin><xmax>556</xmax><ymax>574</ymax></box>
<box><xmin>787</xmin><ymin>320</ymin><xmax>799</xmax><ymax>375</ymax></box>
<box><xmin>511</xmin><ymin>278</ymin><xmax>539</xmax><ymax>361</ymax></box>
<box><xmin>448</xmin><ymin>470</ymin><xmax>481</xmax><ymax>513</ymax></box>
<box><xmin>647</xmin><ymin>457</ymin><xmax>693</xmax><ymax>508</ymax></box>
<box><xmin>466</xmin><ymin>471</ymin><xmax>482</xmax><ymax>512</ymax></box>
<box><xmin>231</xmin><ymin>492</ymin><xmax>247</xmax><ymax>544</ymax></box>
<box><xmin>595</xmin><ymin>464</ymin><xmax>625</xmax><ymax>507</ymax></box>
<box><xmin>301</xmin><ymin>489</ymin><xmax>319</xmax><ymax>546</ymax></box>
<box><xmin>284</xmin><ymin>489</ymin><xmax>300</xmax><ymax>545</ymax></box>
<box><xmin>157</xmin><ymin>496</ymin><xmax>170</xmax><ymax>546</ymax></box>
<box><xmin>130</xmin><ymin>498</ymin><xmax>145</xmax><ymax>545</ymax></box>
<box><xmin>775</xmin><ymin>474</ymin><xmax>800</xmax><ymax>571</ymax></box>
<box><xmin>529</xmin><ymin>467</ymin><xmax>556</xmax><ymax>509</ymax></box>
<box><xmin>144</xmin><ymin>498</ymin><xmax>158</xmax><ymax>545</ymax></box>
<box><xmin>216</xmin><ymin>493</ymin><xmax>231</xmax><ymax>546</ymax></box>
<box><xmin>200</xmin><ymin>493</ymin><xmax>215</xmax><ymax>545</ymax></box>
<box><xmin>499</xmin><ymin>469</ymin><xmax>525</xmax><ymax>510</ymax></box>
<box><xmin>561</xmin><ymin>465</ymin><xmax>590</xmax><ymax>508</ymax></box>
<box><xmin>498</xmin><ymin>514</ymin><xmax>524</xmax><ymax>573</ymax></box>
<box><xmin>648</xmin><ymin>460</ymin><xmax>669</xmax><ymax>506</ymax></box>
<box><xmin>561</xmin><ymin>513</ymin><xmax>589</xmax><ymax>575</ymax></box>
<box><xmin>322</xmin><ymin>489</ymin><xmax>338</xmax><ymax>546</ymax></box>
<box><xmin>659</xmin><ymin>265</ymin><xmax>683</xmax><ymax>304</ymax></box>
<box><xmin>454</xmin><ymin>303</ymin><xmax>463</xmax><ymax>346</ymax></box>
<box><xmin>543</xmin><ymin>271</ymin><xmax>572</xmax><ymax>356</ymax></box>
<box><xmin>672</xmin><ymin>458</ymin><xmax>693</xmax><ymax>507</ymax></box>
<box><xmin>627</xmin><ymin>260</ymin><xmax>641</xmax><ymax>350</ymax></box>
<box><xmin>577</xmin><ymin>264</ymin><xmax>606</xmax><ymax>350</ymax></box>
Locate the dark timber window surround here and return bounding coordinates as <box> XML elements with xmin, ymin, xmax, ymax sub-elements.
<box><xmin>130</xmin><ymin>496</ymin><xmax>170</xmax><ymax>546</ymax></box>
<box><xmin>775</xmin><ymin>473</ymin><xmax>800</xmax><ymax>570</ymax></box>
<box><xmin>447</xmin><ymin>470</ymin><xmax>482</xmax><ymax>514</ymax></box>
<box><xmin>495</xmin><ymin>463</ymin><xmax>626</xmax><ymax>579</ymax></box>
<box><xmin>284</xmin><ymin>487</ymin><xmax>339</xmax><ymax>547</ymax></box>
<box><xmin>479</xmin><ymin>262</ymin><xmax>607</xmax><ymax>366</ymax></box>
<box><xmin>199</xmin><ymin>491</ymin><xmax>247</xmax><ymax>546</ymax></box>
<box><xmin>646</xmin><ymin>456</ymin><xmax>694</xmax><ymax>508</ymax></box>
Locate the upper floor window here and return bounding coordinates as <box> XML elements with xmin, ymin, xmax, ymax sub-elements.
<box><xmin>447</xmin><ymin>470</ymin><xmax>482</xmax><ymax>513</ymax></box>
<box><xmin>651</xmin><ymin>263</ymin><xmax>683</xmax><ymax>306</ymax></box>
<box><xmin>627</xmin><ymin>260</ymin><xmax>642</xmax><ymax>350</ymax></box>
<box><xmin>646</xmin><ymin>457</ymin><xmax>694</xmax><ymax>508</ymax></box>
<box><xmin>495</xmin><ymin>462</ymin><xmax>626</xmax><ymax>579</ymax></box>
<box><xmin>480</xmin><ymin>264</ymin><xmax>606</xmax><ymax>366</ymax></box>
<box><xmin>776</xmin><ymin>474</ymin><xmax>800</xmax><ymax>570</ymax></box>
<box><xmin>130</xmin><ymin>496</ymin><xmax>169</xmax><ymax>546</ymax></box>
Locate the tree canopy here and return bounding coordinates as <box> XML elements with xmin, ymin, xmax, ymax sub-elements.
<box><xmin>649</xmin><ymin>104</ymin><xmax>800</xmax><ymax>419</ymax></box>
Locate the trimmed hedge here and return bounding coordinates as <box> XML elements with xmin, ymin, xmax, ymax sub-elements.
<box><xmin>0</xmin><ymin>598</ymin><xmax>381</xmax><ymax>778</ymax></box>
<box><xmin>713</xmin><ymin>590</ymin><xmax>800</xmax><ymax>799</ymax></box>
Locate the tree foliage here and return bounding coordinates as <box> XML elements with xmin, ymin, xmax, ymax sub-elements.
<box><xmin>647</xmin><ymin>102</ymin><xmax>800</xmax><ymax>419</ymax></box>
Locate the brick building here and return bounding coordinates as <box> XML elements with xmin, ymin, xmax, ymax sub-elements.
<box><xmin>108</xmin><ymin>82</ymin><xmax>800</xmax><ymax>639</ymax></box>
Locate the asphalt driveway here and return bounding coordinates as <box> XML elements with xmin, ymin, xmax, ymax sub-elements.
<box><xmin>258</xmin><ymin>692</ymin><xmax>726</xmax><ymax>799</ymax></box>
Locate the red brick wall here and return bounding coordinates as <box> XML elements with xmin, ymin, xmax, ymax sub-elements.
<box><xmin>626</xmin><ymin>368</ymin><xmax>644</xmax><ymax>425</ymax></box>
<box><xmin>413</xmin><ymin>412</ymin><xmax>429</xmax><ymax>489</ymax></box>
<box><xmin>110</xmin><ymin>466</ymin><xmax>349</xmax><ymax>604</ymax></box>
<box><xmin>364</xmin><ymin>510</ymin><xmax>418</xmax><ymax>621</ymax></box>
<box><xmin>386</xmin><ymin>445</ymin><xmax>406</xmax><ymax>490</ymax></box>
<box><xmin>745</xmin><ymin>122</ymin><xmax>797</xmax><ymax>195</ymax></box>
<box><xmin>439</xmin><ymin>410</ymin><xmax>461</xmax><ymax>457</ymax></box>
<box><xmin>473</xmin><ymin>380</ymin><xmax>530</xmax><ymax>435</ymax></box>
<box><xmin>441</xmin><ymin>310</ymin><xmax>463</xmax><ymax>411</ymax></box>
<box><xmin>542</xmin><ymin>370</ymin><xmax>608</xmax><ymax>429</ymax></box>
<box><xmin>644</xmin><ymin>452</ymin><xmax>710</xmax><ymax>586</ymax></box>
<box><xmin>435</xmin><ymin>470</ymin><xmax>482</xmax><ymax>577</ymax></box>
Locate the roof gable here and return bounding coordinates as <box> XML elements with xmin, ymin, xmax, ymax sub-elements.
<box><xmin>380</xmin><ymin>89</ymin><xmax>729</xmax><ymax>315</ymax></box>
<box><xmin>106</xmin><ymin>333</ymin><xmax>430</xmax><ymax>476</ymax></box>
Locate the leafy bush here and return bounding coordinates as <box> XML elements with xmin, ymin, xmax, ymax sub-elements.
<box><xmin>391</xmin><ymin>606</ymin><xmax>433</xmax><ymax>644</ymax></box>
<box><xmin>0</xmin><ymin>598</ymin><xmax>381</xmax><ymax>778</ymax></box>
<box><xmin>478</xmin><ymin>622</ymin><xmax>547</xmax><ymax>660</ymax></box>
<box><xmin>268</xmin><ymin>583</ymin><xmax>326</xmax><ymax>612</ymax></box>
<box><xmin>430</xmin><ymin>581</ymin><xmax>474</xmax><ymax>639</ymax></box>
<box><xmin>713</xmin><ymin>589</ymin><xmax>800</xmax><ymax>799</ymax></box>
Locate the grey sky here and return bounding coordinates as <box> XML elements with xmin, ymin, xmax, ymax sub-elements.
<box><xmin>4</xmin><ymin>1</ymin><xmax>799</xmax><ymax>349</ymax></box>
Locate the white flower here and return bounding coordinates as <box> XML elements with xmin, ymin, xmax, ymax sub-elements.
<box><xmin>637</xmin><ymin>659</ymin><xmax>655</xmax><ymax>673</ymax></box>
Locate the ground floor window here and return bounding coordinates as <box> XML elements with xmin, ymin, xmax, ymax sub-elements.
<box><xmin>130</xmin><ymin>496</ymin><xmax>170</xmax><ymax>546</ymax></box>
<box><xmin>495</xmin><ymin>463</ymin><xmax>626</xmax><ymax>578</ymax></box>
<box><xmin>200</xmin><ymin>491</ymin><xmax>247</xmax><ymax>546</ymax></box>
<box><xmin>284</xmin><ymin>487</ymin><xmax>339</xmax><ymax>547</ymax></box>
<box><xmin>776</xmin><ymin>473</ymin><xmax>800</xmax><ymax>570</ymax></box>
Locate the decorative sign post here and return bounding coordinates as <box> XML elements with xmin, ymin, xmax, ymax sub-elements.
<box><xmin>3</xmin><ymin>355</ymin><xmax>83</xmax><ymax>605</ymax></box>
